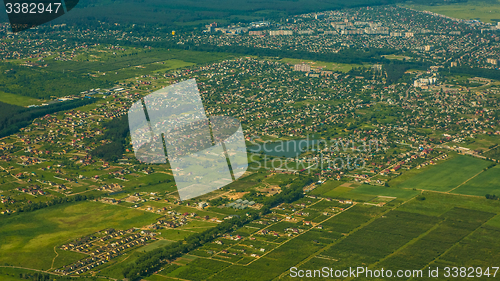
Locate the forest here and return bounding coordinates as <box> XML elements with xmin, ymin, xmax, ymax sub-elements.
<box><xmin>90</xmin><ymin>115</ymin><xmax>130</xmax><ymax>162</ymax></box>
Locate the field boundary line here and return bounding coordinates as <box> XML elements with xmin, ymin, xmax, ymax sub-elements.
<box><xmin>365</xmin><ymin>219</ymin><xmax>445</xmax><ymax>271</ymax></box>
<box><xmin>447</xmin><ymin>169</ymin><xmax>485</xmax><ymax>193</ymax></box>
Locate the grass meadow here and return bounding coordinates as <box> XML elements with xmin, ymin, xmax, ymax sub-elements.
<box><xmin>0</xmin><ymin>201</ymin><xmax>160</xmax><ymax>270</ymax></box>
<box><xmin>0</xmin><ymin>92</ymin><xmax>43</xmax><ymax>106</ymax></box>
<box><xmin>451</xmin><ymin>165</ymin><xmax>500</xmax><ymax>197</ymax></box>
<box><xmin>396</xmin><ymin>155</ymin><xmax>490</xmax><ymax>192</ymax></box>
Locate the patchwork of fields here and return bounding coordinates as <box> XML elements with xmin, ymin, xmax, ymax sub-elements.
<box><xmin>144</xmin><ymin>193</ymin><xmax>500</xmax><ymax>281</ymax></box>
<box><xmin>140</xmin><ymin>155</ymin><xmax>500</xmax><ymax>281</ymax></box>
<box><xmin>1</xmin><ymin>155</ymin><xmax>500</xmax><ymax>280</ymax></box>
<box><xmin>0</xmin><ymin>201</ymin><xmax>160</xmax><ymax>270</ymax></box>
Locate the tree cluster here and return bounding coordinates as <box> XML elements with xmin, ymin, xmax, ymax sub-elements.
<box><xmin>485</xmin><ymin>194</ymin><xmax>499</xmax><ymax>200</ymax></box>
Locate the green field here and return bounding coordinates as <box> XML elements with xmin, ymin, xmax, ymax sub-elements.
<box><xmin>321</xmin><ymin>183</ymin><xmax>419</xmax><ymax>202</ymax></box>
<box><xmin>0</xmin><ymin>91</ymin><xmax>43</xmax><ymax>106</ymax></box>
<box><xmin>451</xmin><ymin>165</ymin><xmax>500</xmax><ymax>196</ymax></box>
<box><xmin>405</xmin><ymin>1</ymin><xmax>500</xmax><ymax>23</ymax></box>
<box><xmin>321</xmin><ymin>184</ymin><xmax>353</xmax><ymax>198</ymax></box>
<box><xmin>396</xmin><ymin>155</ymin><xmax>490</xmax><ymax>192</ymax></box>
<box><xmin>287</xmin><ymin>194</ymin><xmax>500</xmax><ymax>281</ymax></box>
<box><xmin>0</xmin><ymin>201</ymin><xmax>160</xmax><ymax>270</ymax></box>
<box><xmin>346</xmin><ymin>184</ymin><xmax>419</xmax><ymax>200</ymax></box>
<box><xmin>376</xmin><ymin>208</ymin><xmax>495</xmax><ymax>275</ymax></box>
<box><xmin>309</xmin><ymin>180</ymin><xmax>344</xmax><ymax>196</ymax></box>
<box><xmin>138</xmin><ymin>239</ymin><xmax>175</xmax><ymax>253</ymax></box>
<box><xmin>400</xmin><ymin>191</ymin><xmax>500</xmax><ymax>217</ymax></box>
<box><xmin>42</xmin><ymin>49</ymin><xmax>229</xmax><ymax>78</ymax></box>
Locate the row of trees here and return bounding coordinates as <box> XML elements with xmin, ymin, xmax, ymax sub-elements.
<box><xmin>14</xmin><ymin>194</ymin><xmax>94</xmax><ymax>213</ymax></box>
<box><xmin>122</xmin><ymin>176</ymin><xmax>313</xmax><ymax>280</ymax></box>
<box><xmin>17</xmin><ymin>272</ymin><xmax>95</xmax><ymax>281</ymax></box>
<box><xmin>485</xmin><ymin>194</ymin><xmax>499</xmax><ymax>200</ymax></box>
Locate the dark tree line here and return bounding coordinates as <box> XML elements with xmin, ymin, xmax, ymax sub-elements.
<box><xmin>486</xmin><ymin>194</ymin><xmax>499</xmax><ymax>200</ymax></box>
<box><xmin>14</xmin><ymin>194</ymin><xmax>94</xmax><ymax>213</ymax></box>
<box><xmin>0</xmin><ymin>99</ymin><xmax>96</xmax><ymax>138</ymax></box>
<box><xmin>33</xmin><ymin>0</ymin><xmax>406</xmax><ymax>27</ymax></box>
<box><xmin>17</xmin><ymin>272</ymin><xmax>98</xmax><ymax>281</ymax></box>
<box><xmin>122</xmin><ymin>176</ymin><xmax>313</xmax><ymax>280</ymax></box>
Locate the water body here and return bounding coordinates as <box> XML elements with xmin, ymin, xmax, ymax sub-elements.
<box><xmin>247</xmin><ymin>139</ymin><xmax>320</xmax><ymax>158</ymax></box>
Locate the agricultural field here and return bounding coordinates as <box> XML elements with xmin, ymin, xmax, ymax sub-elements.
<box><xmin>319</xmin><ymin>203</ymin><xmax>495</xmax><ymax>280</ymax></box>
<box><xmin>155</xmin><ymin>205</ymin><xmax>387</xmax><ymax>281</ymax></box>
<box><xmin>340</xmin><ymin>184</ymin><xmax>419</xmax><ymax>202</ymax></box>
<box><xmin>317</xmin><ymin>182</ymin><xmax>419</xmax><ymax>203</ymax></box>
<box><xmin>396</xmin><ymin>155</ymin><xmax>490</xmax><ymax>192</ymax></box>
<box><xmin>375</xmin><ymin>208</ymin><xmax>496</xmax><ymax>277</ymax></box>
<box><xmin>451</xmin><ymin>165</ymin><xmax>500</xmax><ymax>197</ymax></box>
<box><xmin>309</xmin><ymin>180</ymin><xmax>344</xmax><ymax>196</ymax></box>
